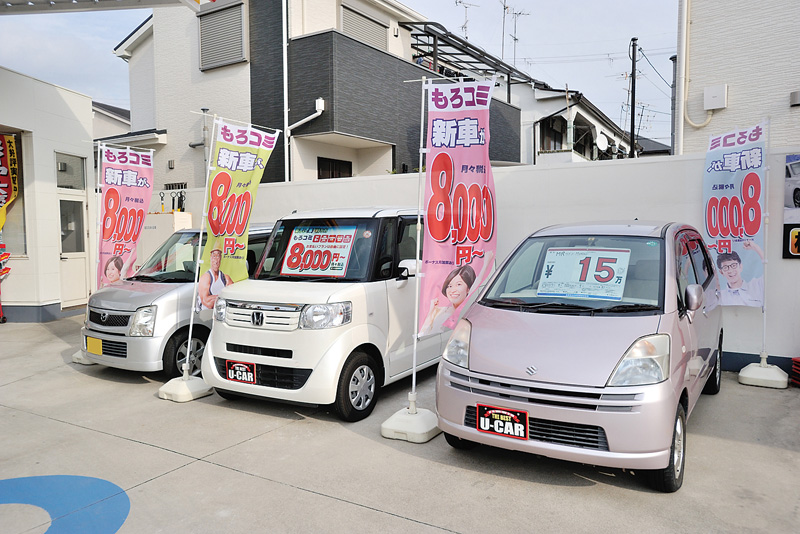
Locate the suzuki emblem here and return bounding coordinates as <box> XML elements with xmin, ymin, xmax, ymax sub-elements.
<box><xmin>526</xmin><ymin>365</ymin><xmax>537</xmax><ymax>376</ymax></box>
<box><xmin>251</xmin><ymin>311</ymin><xmax>264</xmax><ymax>326</ymax></box>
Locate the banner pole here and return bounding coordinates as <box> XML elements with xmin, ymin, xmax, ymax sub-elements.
<box><xmin>183</xmin><ymin>113</ymin><xmax>218</xmax><ymax>380</ymax></box>
<box><xmin>158</xmin><ymin>112</ymin><xmax>218</xmax><ymax>401</ymax></box>
<box><xmin>379</xmin><ymin>76</ymin><xmax>440</xmax><ymax>443</ymax></box>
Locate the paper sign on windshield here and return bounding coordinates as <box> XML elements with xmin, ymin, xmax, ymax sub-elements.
<box><xmin>537</xmin><ymin>248</ymin><xmax>631</xmax><ymax>301</ymax></box>
<box><xmin>280</xmin><ymin>226</ymin><xmax>358</xmax><ymax>277</ymax></box>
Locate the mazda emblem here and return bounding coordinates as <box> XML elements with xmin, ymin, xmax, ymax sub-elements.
<box><xmin>526</xmin><ymin>365</ymin><xmax>537</xmax><ymax>376</ymax></box>
<box><xmin>251</xmin><ymin>311</ymin><xmax>264</xmax><ymax>326</ymax></box>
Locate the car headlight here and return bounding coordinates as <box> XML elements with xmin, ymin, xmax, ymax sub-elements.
<box><xmin>214</xmin><ymin>297</ymin><xmax>227</xmax><ymax>322</ymax></box>
<box><xmin>607</xmin><ymin>334</ymin><xmax>670</xmax><ymax>386</ymax></box>
<box><xmin>442</xmin><ymin>319</ymin><xmax>471</xmax><ymax>368</ymax></box>
<box><xmin>299</xmin><ymin>302</ymin><xmax>352</xmax><ymax>329</ymax></box>
<box><xmin>129</xmin><ymin>305</ymin><xmax>156</xmax><ymax>337</ymax></box>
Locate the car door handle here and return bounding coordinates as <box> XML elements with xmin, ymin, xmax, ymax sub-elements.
<box><xmin>60</xmin><ymin>255</ymin><xmax>68</xmax><ymax>261</ymax></box>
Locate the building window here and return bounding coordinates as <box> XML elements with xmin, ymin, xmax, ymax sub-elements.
<box><xmin>56</xmin><ymin>153</ymin><xmax>86</xmax><ymax>190</ymax></box>
<box><xmin>342</xmin><ymin>6</ymin><xmax>388</xmax><ymax>51</ymax></box>
<box><xmin>199</xmin><ymin>3</ymin><xmax>247</xmax><ymax>71</ymax></box>
<box><xmin>318</xmin><ymin>157</ymin><xmax>352</xmax><ymax>179</ymax></box>
<box><xmin>540</xmin><ymin>117</ymin><xmax>564</xmax><ymax>151</ymax></box>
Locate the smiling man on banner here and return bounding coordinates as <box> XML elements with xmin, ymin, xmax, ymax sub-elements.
<box><xmin>419</xmin><ymin>78</ymin><xmax>498</xmax><ymax>335</ymax></box>
<box><xmin>196</xmin><ymin>119</ymin><xmax>279</xmax><ymax>311</ymax></box>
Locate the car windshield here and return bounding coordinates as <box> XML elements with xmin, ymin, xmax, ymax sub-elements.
<box><xmin>256</xmin><ymin>217</ymin><xmax>382</xmax><ymax>282</ymax></box>
<box><xmin>131</xmin><ymin>232</ymin><xmax>205</xmax><ymax>283</ymax></box>
<box><xmin>480</xmin><ymin>234</ymin><xmax>665</xmax><ymax>314</ymax></box>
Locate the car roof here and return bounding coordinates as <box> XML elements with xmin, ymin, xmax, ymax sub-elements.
<box><xmin>280</xmin><ymin>207</ymin><xmax>418</xmax><ymax>220</ymax></box>
<box><xmin>175</xmin><ymin>222</ymin><xmax>274</xmax><ymax>235</ymax></box>
<box><xmin>533</xmin><ymin>221</ymin><xmax>674</xmax><ymax>239</ymax></box>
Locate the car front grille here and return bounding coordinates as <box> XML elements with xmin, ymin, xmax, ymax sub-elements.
<box><xmin>89</xmin><ymin>310</ymin><xmax>131</xmax><ymax>328</ymax></box>
<box><xmin>448</xmin><ymin>370</ymin><xmax>638</xmax><ymax>413</ymax></box>
<box><xmin>464</xmin><ymin>405</ymin><xmax>609</xmax><ymax>451</ymax></box>
<box><xmin>214</xmin><ymin>358</ymin><xmax>311</xmax><ymax>390</ymax></box>
<box><xmin>224</xmin><ymin>301</ymin><xmax>302</xmax><ymax>331</ymax></box>
<box><xmin>101</xmin><ymin>340</ymin><xmax>127</xmax><ymax>358</ymax></box>
<box><xmin>226</xmin><ymin>343</ymin><xmax>292</xmax><ymax>359</ymax></box>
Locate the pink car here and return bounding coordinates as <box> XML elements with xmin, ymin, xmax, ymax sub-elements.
<box><xmin>436</xmin><ymin>222</ymin><xmax>723</xmax><ymax>492</ymax></box>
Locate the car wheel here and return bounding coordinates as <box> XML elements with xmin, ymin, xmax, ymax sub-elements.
<box><xmin>163</xmin><ymin>330</ymin><xmax>206</xmax><ymax>378</ymax></box>
<box><xmin>333</xmin><ymin>351</ymin><xmax>379</xmax><ymax>422</ymax></box>
<box><xmin>215</xmin><ymin>388</ymin><xmax>242</xmax><ymax>401</ymax></box>
<box><xmin>444</xmin><ymin>432</ymin><xmax>478</xmax><ymax>450</ymax></box>
<box><xmin>646</xmin><ymin>404</ymin><xmax>686</xmax><ymax>493</ymax></box>
<box><xmin>794</xmin><ymin>189</ymin><xmax>800</xmax><ymax>208</ymax></box>
<box><xmin>703</xmin><ymin>335</ymin><xmax>723</xmax><ymax>395</ymax></box>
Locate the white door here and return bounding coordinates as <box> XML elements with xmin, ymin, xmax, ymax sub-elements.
<box><xmin>58</xmin><ymin>198</ymin><xmax>89</xmax><ymax>308</ymax></box>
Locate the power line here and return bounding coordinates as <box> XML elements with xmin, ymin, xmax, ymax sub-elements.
<box><xmin>637</xmin><ymin>48</ymin><xmax>671</xmax><ymax>87</ymax></box>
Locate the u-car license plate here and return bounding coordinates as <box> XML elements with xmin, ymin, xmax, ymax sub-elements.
<box><xmin>225</xmin><ymin>360</ymin><xmax>256</xmax><ymax>384</ymax></box>
<box><xmin>477</xmin><ymin>404</ymin><xmax>529</xmax><ymax>440</ymax></box>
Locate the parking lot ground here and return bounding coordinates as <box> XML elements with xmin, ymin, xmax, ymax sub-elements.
<box><xmin>1</xmin><ymin>316</ymin><xmax>799</xmax><ymax>533</ymax></box>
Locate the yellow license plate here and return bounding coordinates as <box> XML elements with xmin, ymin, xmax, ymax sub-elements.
<box><xmin>86</xmin><ymin>336</ymin><xmax>102</xmax><ymax>355</ymax></box>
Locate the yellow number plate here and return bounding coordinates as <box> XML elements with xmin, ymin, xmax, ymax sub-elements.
<box><xmin>86</xmin><ymin>336</ymin><xmax>102</xmax><ymax>355</ymax></box>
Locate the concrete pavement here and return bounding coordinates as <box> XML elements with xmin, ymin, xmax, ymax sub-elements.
<box><xmin>1</xmin><ymin>316</ymin><xmax>799</xmax><ymax>533</ymax></box>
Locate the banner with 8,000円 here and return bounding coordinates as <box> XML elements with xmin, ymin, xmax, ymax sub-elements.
<box><xmin>97</xmin><ymin>145</ymin><xmax>154</xmax><ymax>289</ymax></box>
<box><xmin>196</xmin><ymin>119</ymin><xmax>279</xmax><ymax>312</ymax></box>
<box><xmin>702</xmin><ymin>121</ymin><xmax>766</xmax><ymax>307</ymax></box>
<box><xmin>419</xmin><ymin>78</ymin><xmax>498</xmax><ymax>336</ymax></box>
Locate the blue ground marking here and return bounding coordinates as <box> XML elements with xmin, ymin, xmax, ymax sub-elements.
<box><xmin>0</xmin><ymin>475</ymin><xmax>130</xmax><ymax>533</ymax></box>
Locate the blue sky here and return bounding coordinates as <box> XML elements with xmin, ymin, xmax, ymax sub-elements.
<box><xmin>0</xmin><ymin>1</ymin><xmax>678</xmax><ymax>142</ymax></box>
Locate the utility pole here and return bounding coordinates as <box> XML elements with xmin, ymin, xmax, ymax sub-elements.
<box><xmin>499</xmin><ymin>0</ymin><xmax>510</xmax><ymax>59</ymax></box>
<box><xmin>629</xmin><ymin>37</ymin><xmax>638</xmax><ymax>158</ymax></box>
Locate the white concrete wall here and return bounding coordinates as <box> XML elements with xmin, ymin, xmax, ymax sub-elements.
<box><xmin>0</xmin><ymin>68</ymin><xmax>94</xmax><ymax>308</ymax></box>
<box><xmin>680</xmin><ymin>0</ymin><xmax>800</xmax><ymax>153</ymax></box>
<box><xmin>163</xmin><ymin>148</ymin><xmax>800</xmax><ymax>362</ymax></box>
<box><xmin>128</xmin><ymin>31</ymin><xmax>156</xmax><ymax>133</ymax></box>
<box><xmin>92</xmin><ymin>111</ymin><xmax>129</xmax><ymax>140</ymax></box>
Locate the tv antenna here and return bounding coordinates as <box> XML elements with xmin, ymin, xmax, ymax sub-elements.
<box><xmin>509</xmin><ymin>9</ymin><xmax>529</xmax><ymax>67</ymax></box>
<box><xmin>455</xmin><ymin>0</ymin><xmax>479</xmax><ymax>40</ymax></box>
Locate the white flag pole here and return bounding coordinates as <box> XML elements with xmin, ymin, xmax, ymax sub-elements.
<box><xmin>158</xmin><ymin>112</ymin><xmax>218</xmax><ymax>401</ymax></box>
<box><xmin>380</xmin><ymin>76</ymin><xmax>441</xmax><ymax>443</ymax></box>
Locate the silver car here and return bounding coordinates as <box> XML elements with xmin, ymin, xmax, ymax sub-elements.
<box><xmin>436</xmin><ymin>222</ymin><xmax>723</xmax><ymax>492</ymax></box>
<box><xmin>82</xmin><ymin>224</ymin><xmax>272</xmax><ymax>377</ymax></box>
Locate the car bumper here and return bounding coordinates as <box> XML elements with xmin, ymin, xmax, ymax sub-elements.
<box><xmin>436</xmin><ymin>359</ymin><xmax>678</xmax><ymax>470</ymax></box>
<box><xmin>200</xmin><ymin>322</ymin><xmax>352</xmax><ymax>406</ymax></box>
<box><xmin>81</xmin><ymin>327</ymin><xmax>164</xmax><ymax>372</ymax></box>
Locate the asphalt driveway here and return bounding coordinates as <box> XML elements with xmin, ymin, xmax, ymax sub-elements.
<box><xmin>1</xmin><ymin>316</ymin><xmax>798</xmax><ymax>533</ymax></box>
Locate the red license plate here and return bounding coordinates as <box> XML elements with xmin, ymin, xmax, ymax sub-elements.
<box><xmin>477</xmin><ymin>404</ymin><xmax>528</xmax><ymax>440</ymax></box>
<box><xmin>225</xmin><ymin>360</ymin><xmax>256</xmax><ymax>384</ymax></box>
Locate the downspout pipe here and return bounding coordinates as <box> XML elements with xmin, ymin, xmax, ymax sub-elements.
<box><xmin>287</xmin><ymin>98</ymin><xmax>325</xmax><ymax>136</ymax></box>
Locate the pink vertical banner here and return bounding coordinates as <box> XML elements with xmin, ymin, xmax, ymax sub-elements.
<box><xmin>97</xmin><ymin>144</ymin><xmax>154</xmax><ymax>288</ymax></box>
<box><xmin>419</xmin><ymin>78</ymin><xmax>498</xmax><ymax>335</ymax></box>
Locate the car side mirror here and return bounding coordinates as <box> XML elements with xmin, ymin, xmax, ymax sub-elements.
<box><xmin>398</xmin><ymin>259</ymin><xmax>418</xmax><ymax>279</ymax></box>
<box><xmin>685</xmin><ymin>284</ymin><xmax>704</xmax><ymax>312</ymax></box>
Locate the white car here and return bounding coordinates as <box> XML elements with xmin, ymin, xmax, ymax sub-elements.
<box><xmin>201</xmin><ymin>208</ymin><xmax>443</xmax><ymax>421</ymax></box>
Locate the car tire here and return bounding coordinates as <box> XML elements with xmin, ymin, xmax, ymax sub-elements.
<box><xmin>215</xmin><ymin>388</ymin><xmax>242</xmax><ymax>401</ymax></box>
<box><xmin>163</xmin><ymin>329</ymin><xmax>207</xmax><ymax>378</ymax></box>
<box><xmin>703</xmin><ymin>335</ymin><xmax>723</xmax><ymax>395</ymax></box>
<box><xmin>333</xmin><ymin>351</ymin><xmax>379</xmax><ymax>422</ymax></box>
<box><xmin>444</xmin><ymin>432</ymin><xmax>478</xmax><ymax>450</ymax></box>
<box><xmin>646</xmin><ymin>403</ymin><xmax>686</xmax><ymax>493</ymax></box>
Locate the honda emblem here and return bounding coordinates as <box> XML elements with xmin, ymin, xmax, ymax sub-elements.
<box><xmin>251</xmin><ymin>311</ymin><xmax>264</xmax><ymax>326</ymax></box>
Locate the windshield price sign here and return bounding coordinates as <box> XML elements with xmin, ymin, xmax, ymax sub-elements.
<box><xmin>537</xmin><ymin>247</ymin><xmax>631</xmax><ymax>301</ymax></box>
<box><xmin>281</xmin><ymin>226</ymin><xmax>357</xmax><ymax>278</ymax></box>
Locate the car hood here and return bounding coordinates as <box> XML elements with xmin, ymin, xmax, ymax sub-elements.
<box><xmin>219</xmin><ymin>279</ymin><xmax>361</xmax><ymax>304</ymax></box>
<box><xmin>89</xmin><ymin>281</ymin><xmax>184</xmax><ymax>311</ymax></box>
<box><xmin>464</xmin><ymin>304</ymin><xmax>663</xmax><ymax>387</ymax></box>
